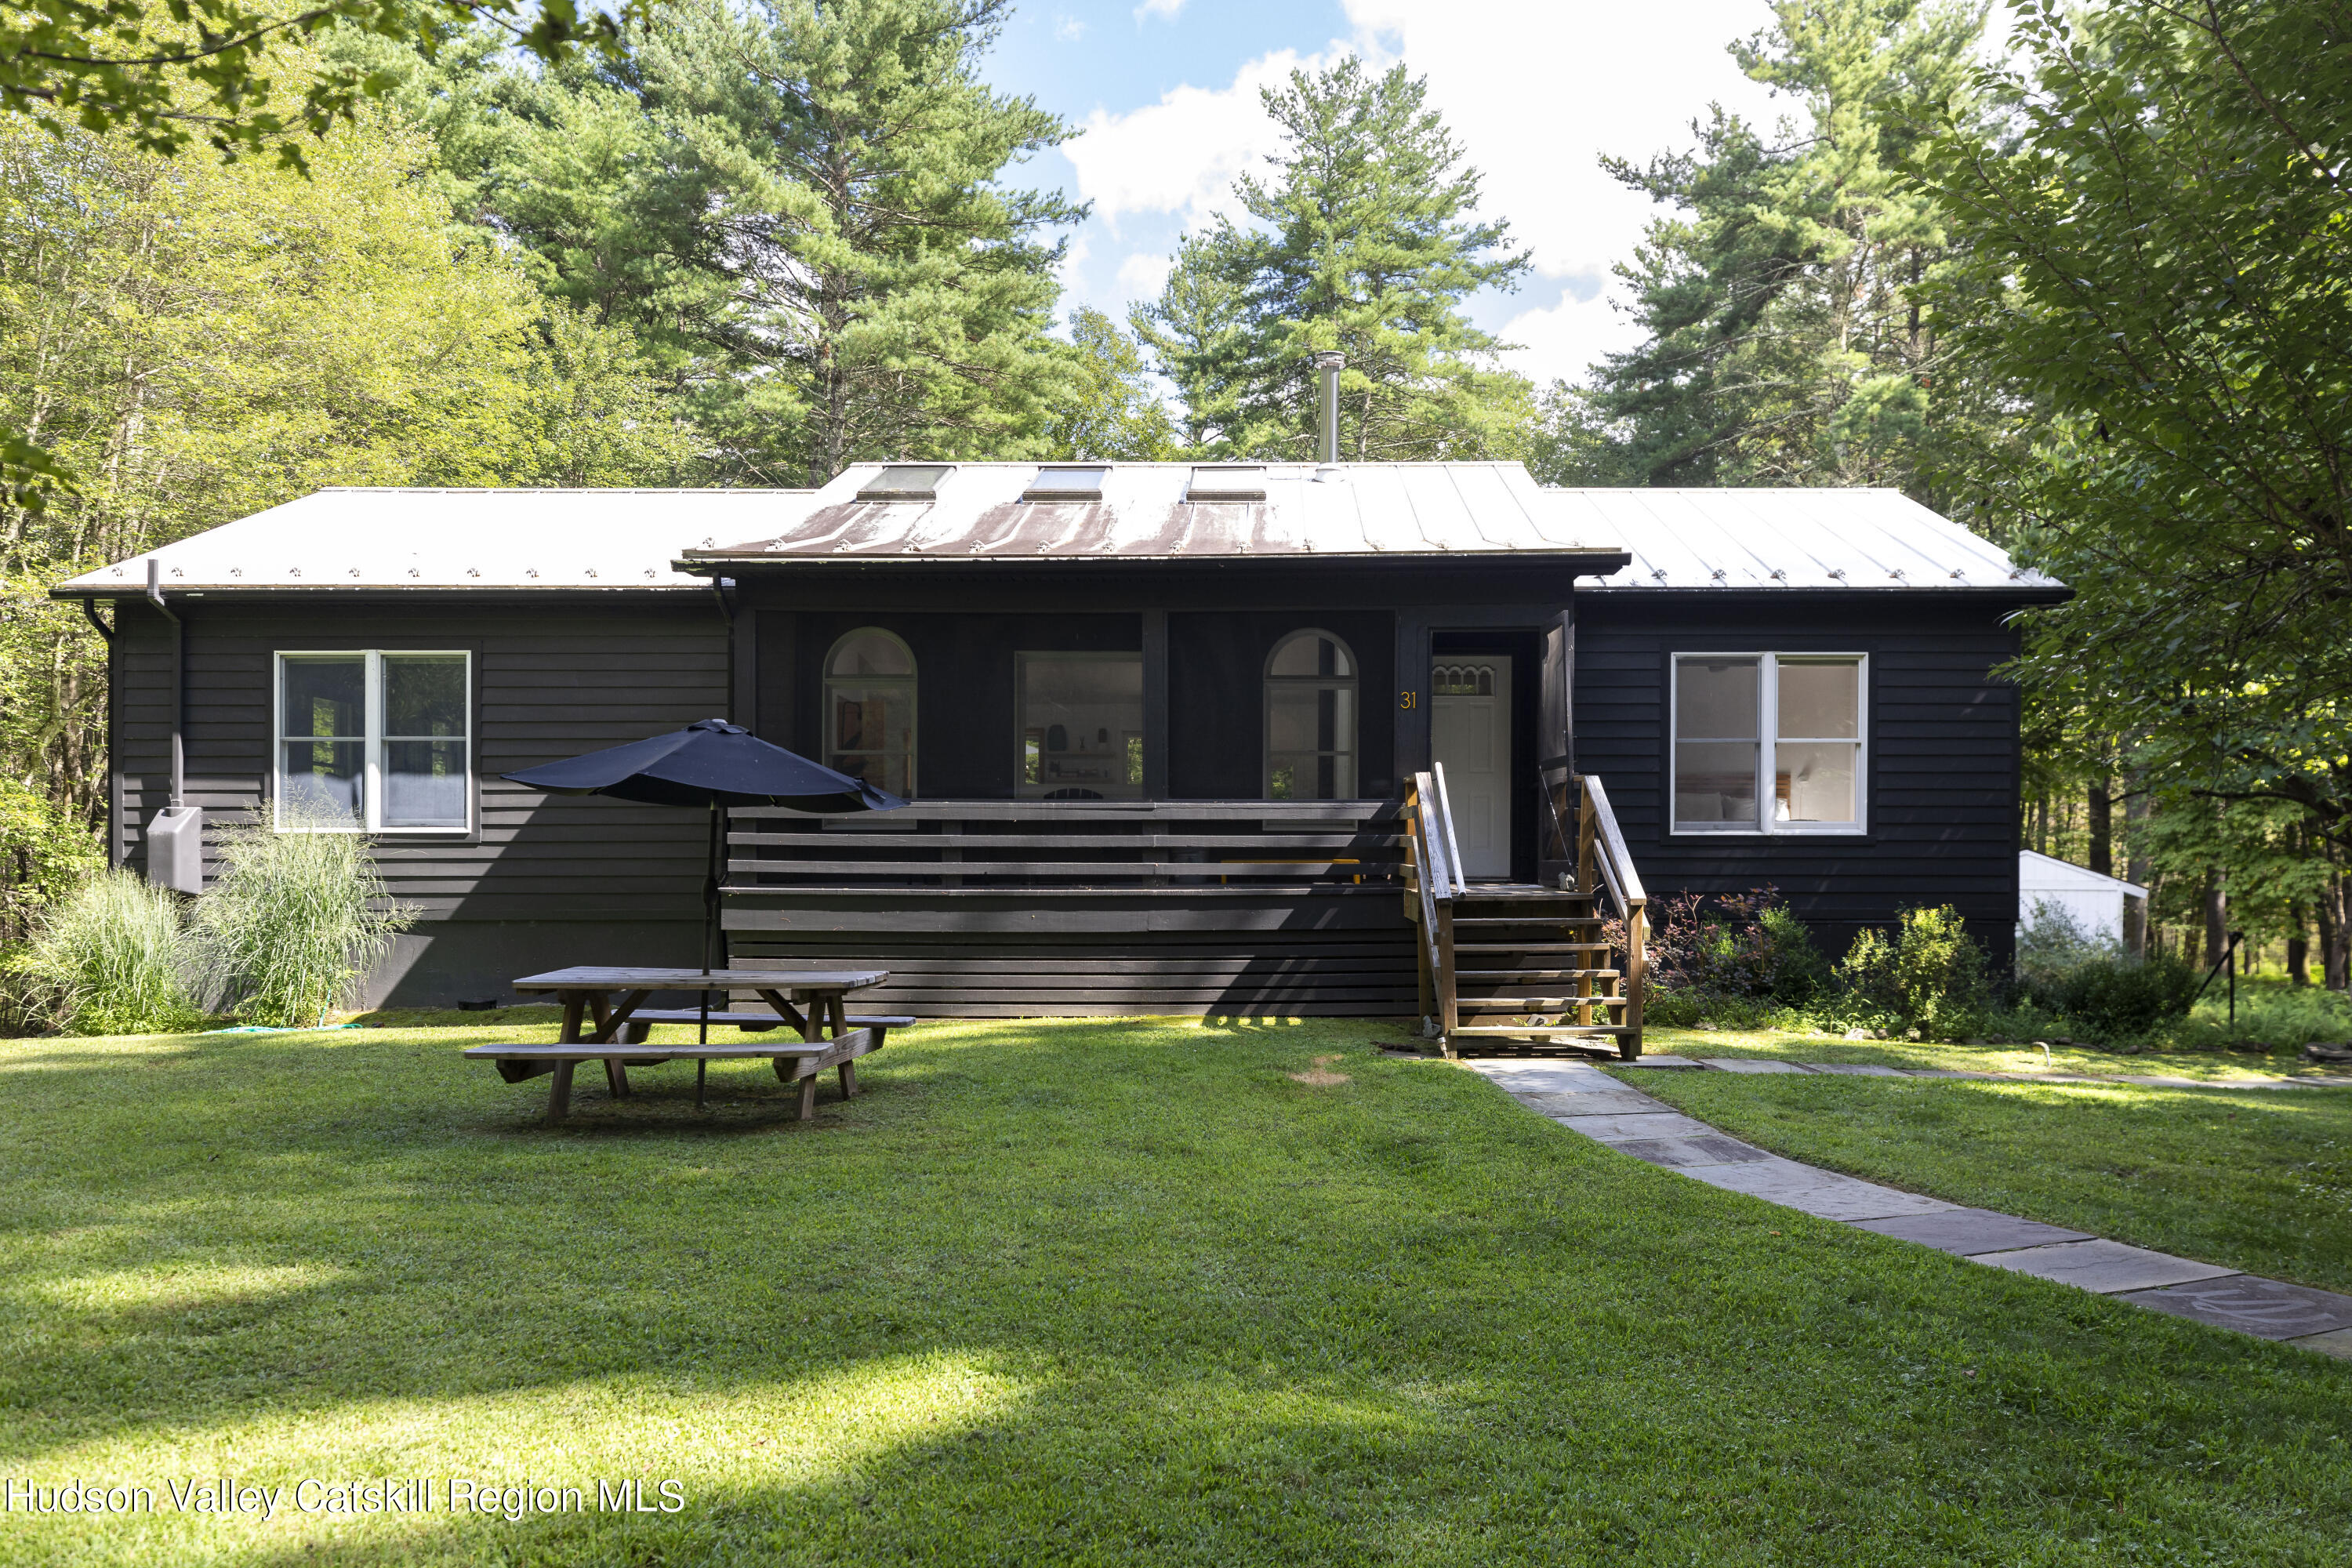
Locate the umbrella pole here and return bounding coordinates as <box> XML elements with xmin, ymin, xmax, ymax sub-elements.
<box><xmin>700</xmin><ymin>800</ymin><xmax>718</xmax><ymax>1047</ymax></box>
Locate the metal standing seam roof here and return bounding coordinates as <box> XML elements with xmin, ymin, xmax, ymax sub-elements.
<box><xmin>1558</xmin><ymin>486</ymin><xmax>2061</xmax><ymax>592</ymax></box>
<box><xmin>679</xmin><ymin>461</ymin><xmax>1619</xmax><ymax>562</ymax></box>
<box><xmin>50</xmin><ymin>487</ymin><xmax>821</xmax><ymax>594</ymax></box>
<box><xmin>49</xmin><ymin>465</ymin><xmax>2063</xmax><ymax>596</ymax></box>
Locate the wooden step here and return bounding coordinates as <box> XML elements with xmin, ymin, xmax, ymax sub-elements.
<box><xmin>1459</xmin><ymin>996</ymin><xmax>1631</xmax><ymax>1011</ymax></box>
<box><xmin>1452</xmin><ymin>916</ymin><xmax>1606</xmax><ymax>927</ymax></box>
<box><xmin>1450</xmin><ymin>1025</ymin><xmax>1635</xmax><ymax>1039</ymax></box>
<box><xmin>1455</xmin><ymin>942</ymin><xmax>1611</xmax><ymax>953</ymax></box>
<box><xmin>1456</xmin><ymin>968</ymin><xmax>1617</xmax><ymax>981</ymax></box>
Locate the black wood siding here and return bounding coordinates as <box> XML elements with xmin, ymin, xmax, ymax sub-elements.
<box><xmin>105</xmin><ymin>593</ymin><xmax>729</xmax><ymax>1004</ymax></box>
<box><xmin>1573</xmin><ymin>592</ymin><xmax>2023</xmax><ymax>967</ymax></box>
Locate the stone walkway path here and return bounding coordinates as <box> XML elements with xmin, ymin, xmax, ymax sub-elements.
<box><xmin>1630</xmin><ymin>1054</ymin><xmax>2352</xmax><ymax>1091</ymax></box>
<box><xmin>1468</xmin><ymin>1058</ymin><xmax>2352</xmax><ymax>1359</ymax></box>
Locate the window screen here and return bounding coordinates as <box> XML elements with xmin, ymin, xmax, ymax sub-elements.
<box><xmin>824</xmin><ymin>629</ymin><xmax>916</xmax><ymax>798</ymax></box>
<box><xmin>1016</xmin><ymin>653</ymin><xmax>1144</xmax><ymax>800</ymax></box>
<box><xmin>1265</xmin><ymin>629</ymin><xmax>1357</xmax><ymax>800</ymax></box>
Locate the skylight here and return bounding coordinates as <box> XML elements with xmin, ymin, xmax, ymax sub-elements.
<box><xmin>1186</xmin><ymin>464</ymin><xmax>1267</xmax><ymax>502</ymax></box>
<box><xmin>856</xmin><ymin>464</ymin><xmax>953</xmax><ymax>502</ymax></box>
<box><xmin>1022</xmin><ymin>465</ymin><xmax>1108</xmax><ymax>502</ymax></box>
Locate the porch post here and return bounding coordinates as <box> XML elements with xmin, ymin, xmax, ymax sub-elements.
<box><xmin>1142</xmin><ymin>608</ymin><xmax>1169</xmax><ymax>798</ymax></box>
<box><xmin>1392</xmin><ymin>608</ymin><xmax>1430</xmax><ymax>789</ymax></box>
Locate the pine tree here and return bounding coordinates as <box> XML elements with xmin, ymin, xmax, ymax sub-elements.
<box><xmin>1044</xmin><ymin>309</ymin><xmax>1178</xmax><ymax>461</ymax></box>
<box><xmin>1580</xmin><ymin>0</ymin><xmax>1987</xmax><ymax>493</ymax></box>
<box><xmin>634</xmin><ymin>0</ymin><xmax>1082</xmax><ymax>485</ymax></box>
<box><xmin>1139</xmin><ymin>58</ymin><xmax>1531</xmax><ymax>461</ymax></box>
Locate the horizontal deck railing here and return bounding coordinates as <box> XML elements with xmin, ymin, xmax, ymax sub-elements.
<box><xmin>727</xmin><ymin>799</ymin><xmax>1406</xmax><ymax>891</ymax></box>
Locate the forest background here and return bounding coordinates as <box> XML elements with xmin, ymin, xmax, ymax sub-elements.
<box><xmin>2</xmin><ymin>0</ymin><xmax>2345</xmax><ymax>991</ymax></box>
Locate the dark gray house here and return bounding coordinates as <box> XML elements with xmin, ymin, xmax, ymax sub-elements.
<box><xmin>56</xmin><ymin>462</ymin><xmax>2063</xmax><ymax>1039</ymax></box>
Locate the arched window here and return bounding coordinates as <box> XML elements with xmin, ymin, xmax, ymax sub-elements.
<box><xmin>1265</xmin><ymin>629</ymin><xmax>1357</xmax><ymax>800</ymax></box>
<box><xmin>824</xmin><ymin>629</ymin><xmax>916</xmax><ymax>798</ymax></box>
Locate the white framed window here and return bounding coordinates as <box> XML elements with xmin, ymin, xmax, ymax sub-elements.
<box><xmin>823</xmin><ymin>628</ymin><xmax>916</xmax><ymax>798</ymax></box>
<box><xmin>274</xmin><ymin>651</ymin><xmax>471</xmax><ymax>832</ymax></box>
<box><xmin>1671</xmin><ymin>653</ymin><xmax>1864</xmax><ymax>834</ymax></box>
<box><xmin>1265</xmin><ymin>629</ymin><xmax>1358</xmax><ymax>800</ymax></box>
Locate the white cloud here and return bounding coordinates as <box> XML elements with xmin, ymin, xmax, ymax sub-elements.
<box><xmin>1116</xmin><ymin>250</ymin><xmax>1174</xmax><ymax>300</ymax></box>
<box><xmin>1340</xmin><ymin>0</ymin><xmax>1787</xmax><ymax>380</ymax></box>
<box><xmin>1054</xmin><ymin>14</ymin><xmax>1087</xmax><ymax>42</ymax></box>
<box><xmin>1133</xmin><ymin>0</ymin><xmax>1185</xmax><ymax>20</ymax></box>
<box><xmin>1064</xmin><ymin>4</ymin><xmax>1789</xmax><ymax>383</ymax></box>
<box><xmin>1064</xmin><ymin>46</ymin><xmax>1341</xmax><ymax>232</ymax></box>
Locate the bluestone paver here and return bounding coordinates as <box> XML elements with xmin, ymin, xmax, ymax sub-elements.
<box><xmin>2116</xmin><ymin>1276</ymin><xmax>2352</xmax><ymax>1340</ymax></box>
<box><xmin>1974</xmin><ymin>1240</ymin><xmax>2238</xmax><ymax>1294</ymax></box>
<box><xmin>1700</xmin><ymin>1058</ymin><xmax>1813</xmax><ymax>1075</ymax></box>
<box><xmin>1519</xmin><ymin>1090</ymin><xmax>1671</xmax><ymax>1118</ymax></box>
<box><xmin>1805</xmin><ymin>1062</ymin><xmax>1910</xmax><ymax>1077</ymax></box>
<box><xmin>2288</xmin><ymin>1327</ymin><xmax>2352</xmax><ymax>1359</ymax></box>
<box><xmin>1607</xmin><ymin>1134</ymin><xmax>1774</xmax><ymax>1169</ymax></box>
<box><xmin>1681</xmin><ymin>1158</ymin><xmax>1957</xmax><ymax>1221</ymax></box>
<box><xmin>1553</xmin><ymin>1111</ymin><xmax>1715</xmax><ymax>1142</ymax></box>
<box><xmin>1852</xmin><ymin>1207</ymin><xmax>2095</xmax><ymax>1256</ymax></box>
<box><xmin>1616</xmin><ymin>1054</ymin><xmax>1704</xmax><ymax>1069</ymax></box>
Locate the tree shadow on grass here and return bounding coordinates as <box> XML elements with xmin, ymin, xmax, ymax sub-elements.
<box><xmin>2</xmin><ymin>1024</ymin><xmax>2350</xmax><ymax>1565</ymax></box>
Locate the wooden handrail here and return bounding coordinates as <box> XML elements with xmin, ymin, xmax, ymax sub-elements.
<box><xmin>1581</xmin><ymin>776</ymin><xmax>1645</xmax><ymax>906</ymax></box>
<box><xmin>1430</xmin><ymin>762</ymin><xmax>1467</xmax><ymax>898</ymax></box>
<box><xmin>1573</xmin><ymin>773</ymin><xmax>1648</xmax><ymax>1054</ymax></box>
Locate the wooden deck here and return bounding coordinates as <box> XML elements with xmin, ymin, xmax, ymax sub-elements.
<box><xmin>723</xmin><ymin>799</ymin><xmax>1418</xmax><ymax>1016</ymax></box>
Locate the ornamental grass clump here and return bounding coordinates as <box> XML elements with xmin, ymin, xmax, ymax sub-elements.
<box><xmin>190</xmin><ymin>811</ymin><xmax>416</xmax><ymax>1026</ymax></box>
<box><xmin>11</xmin><ymin>869</ymin><xmax>203</xmax><ymax>1036</ymax></box>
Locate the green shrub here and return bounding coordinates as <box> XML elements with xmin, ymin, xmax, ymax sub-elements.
<box><xmin>9</xmin><ymin>869</ymin><xmax>202</xmax><ymax>1035</ymax></box>
<box><xmin>2039</xmin><ymin>954</ymin><xmax>2200</xmax><ymax>1040</ymax></box>
<box><xmin>1641</xmin><ymin>887</ymin><xmax>1829</xmax><ymax>1018</ymax></box>
<box><xmin>2015</xmin><ymin>898</ymin><xmax>2118</xmax><ymax>993</ymax></box>
<box><xmin>1829</xmin><ymin>904</ymin><xmax>1990</xmax><ymax>1039</ymax></box>
<box><xmin>189</xmin><ymin>811</ymin><xmax>416</xmax><ymax>1026</ymax></box>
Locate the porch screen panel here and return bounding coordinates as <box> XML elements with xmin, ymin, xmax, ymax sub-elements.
<box><xmin>824</xmin><ymin>630</ymin><xmax>916</xmax><ymax>797</ymax></box>
<box><xmin>1265</xmin><ymin>629</ymin><xmax>1357</xmax><ymax>800</ymax></box>
<box><xmin>1017</xmin><ymin>652</ymin><xmax>1143</xmax><ymax>799</ymax></box>
<box><xmin>382</xmin><ymin>655</ymin><xmax>469</xmax><ymax>827</ymax></box>
<box><xmin>1673</xmin><ymin>657</ymin><xmax>1759</xmax><ymax>830</ymax></box>
<box><xmin>1775</xmin><ymin>659</ymin><xmax>1860</xmax><ymax>825</ymax></box>
<box><xmin>279</xmin><ymin>655</ymin><xmax>366</xmax><ymax>824</ymax></box>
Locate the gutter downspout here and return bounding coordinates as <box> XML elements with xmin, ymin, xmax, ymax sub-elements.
<box><xmin>145</xmin><ymin>558</ymin><xmax>183</xmax><ymax>808</ymax></box>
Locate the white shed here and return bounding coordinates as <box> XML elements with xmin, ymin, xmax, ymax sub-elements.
<box><xmin>2018</xmin><ymin>850</ymin><xmax>2147</xmax><ymax>944</ymax></box>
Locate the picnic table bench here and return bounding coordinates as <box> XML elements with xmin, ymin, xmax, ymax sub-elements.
<box><xmin>463</xmin><ymin>967</ymin><xmax>895</xmax><ymax>1123</ymax></box>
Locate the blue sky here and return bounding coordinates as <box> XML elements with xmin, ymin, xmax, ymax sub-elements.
<box><xmin>963</xmin><ymin>1</ymin><xmax>1797</xmax><ymax>386</ymax></box>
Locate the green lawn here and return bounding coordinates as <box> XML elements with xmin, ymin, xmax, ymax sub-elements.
<box><xmin>1636</xmin><ymin>1022</ymin><xmax>2341</xmax><ymax>1083</ymax></box>
<box><xmin>1613</xmin><ymin>1057</ymin><xmax>2352</xmax><ymax>1296</ymax></box>
<box><xmin>2</xmin><ymin>1018</ymin><xmax>2349</xmax><ymax>1566</ymax></box>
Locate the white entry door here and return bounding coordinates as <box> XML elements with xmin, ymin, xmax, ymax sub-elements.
<box><xmin>1430</xmin><ymin>656</ymin><xmax>1513</xmax><ymax>880</ymax></box>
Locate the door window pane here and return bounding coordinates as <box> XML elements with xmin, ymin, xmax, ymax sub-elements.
<box><xmin>1018</xmin><ymin>653</ymin><xmax>1142</xmax><ymax>799</ymax></box>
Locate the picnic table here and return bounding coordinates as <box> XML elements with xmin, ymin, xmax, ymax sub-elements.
<box><xmin>463</xmin><ymin>967</ymin><xmax>894</xmax><ymax>1123</ymax></box>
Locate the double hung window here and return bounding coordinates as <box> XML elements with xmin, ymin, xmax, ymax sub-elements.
<box><xmin>274</xmin><ymin>651</ymin><xmax>470</xmax><ymax>831</ymax></box>
<box><xmin>1671</xmin><ymin>653</ymin><xmax>1864</xmax><ymax>833</ymax></box>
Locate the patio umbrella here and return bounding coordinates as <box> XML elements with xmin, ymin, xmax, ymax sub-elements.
<box><xmin>503</xmin><ymin>718</ymin><xmax>906</xmax><ymax>1041</ymax></box>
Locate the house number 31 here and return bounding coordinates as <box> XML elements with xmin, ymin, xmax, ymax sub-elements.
<box><xmin>1399</xmin><ymin>691</ymin><xmax>1418</xmax><ymax>710</ymax></box>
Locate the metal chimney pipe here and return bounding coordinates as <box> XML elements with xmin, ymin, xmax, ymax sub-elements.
<box><xmin>1312</xmin><ymin>352</ymin><xmax>1345</xmax><ymax>465</ymax></box>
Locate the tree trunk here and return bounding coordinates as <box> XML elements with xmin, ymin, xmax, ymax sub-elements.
<box><xmin>2087</xmin><ymin>774</ymin><xmax>2111</xmax><ymax>875</ymax></box>
<box><xmin>2201</xmin><ymin>867</ymin><xmax>2227</xmax><ymax>971</ymax></box>
<box><xmin>2323</xmin><ymin>869</ymin><xmax>2350</xmax><ymax>991</ymax></box>
<box><xmin>2288</xmin><ymin>901</ymin><xmax>2310</xmax><ymax>986</ymax></box>
<box><xmin>2122</xmin><ymin>782</ymin><xmax>2151</xmax><ymax>958</ymax></box>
